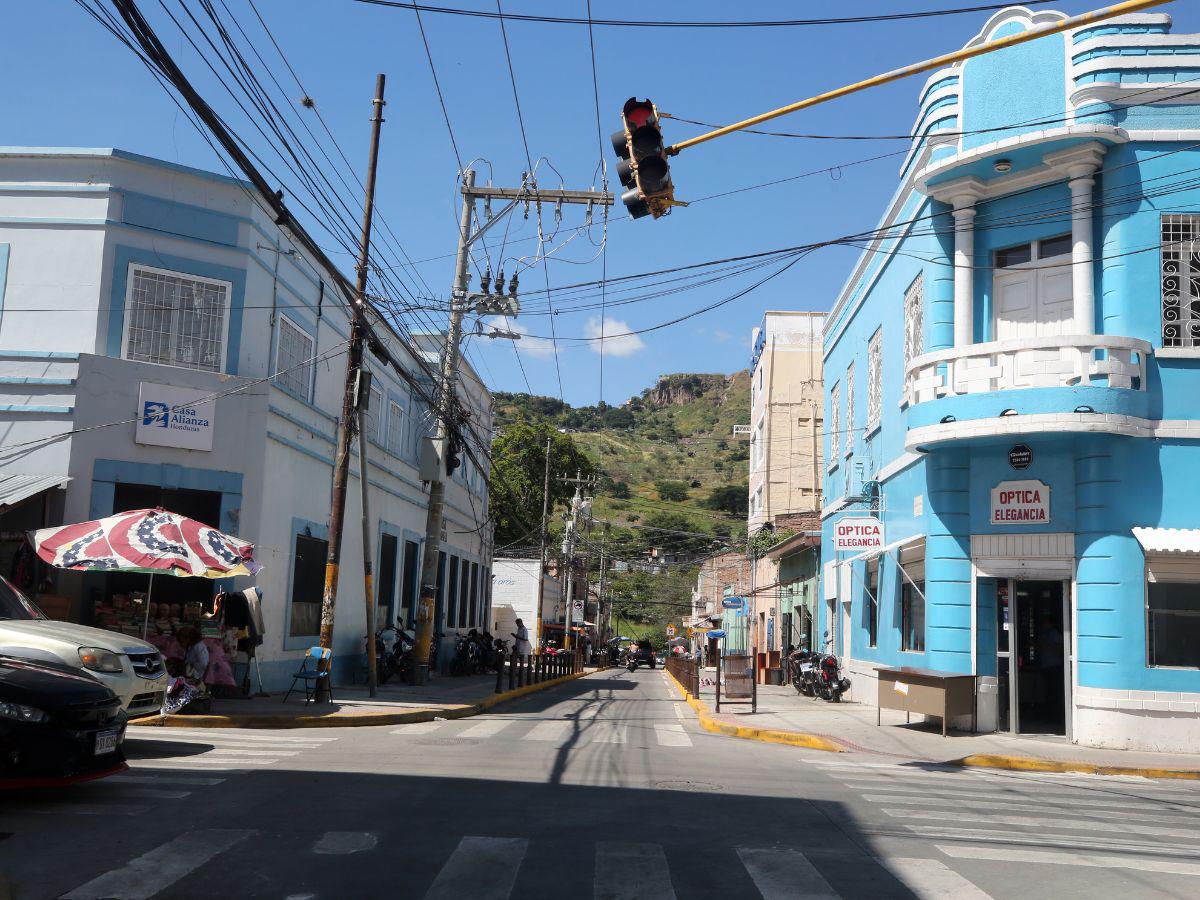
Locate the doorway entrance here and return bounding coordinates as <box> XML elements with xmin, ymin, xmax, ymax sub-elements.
<box><xmin>996</xmin><ymin>579</ymin><xmax>1070</xmax><ymax>736</ymax></box>
<box><xmin>992</xmin><ymin>234</ymin><xmax>1074</xmax><ymax>340</ymax></box>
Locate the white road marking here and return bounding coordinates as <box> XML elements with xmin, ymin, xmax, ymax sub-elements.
<box><xmin>456</xmin><ymin>720</ymin><xmax>511</xmax><ymax>739</ymax></box>
<box><xmin>127</xmin><ymin>739</ymin><xmax>324</xmax><ymax>753</ymax></box>
<box><xmin>592</xmin><ymin>725</ymin><xmax>627</xmax><ymax>745</ymax></box>
<box><xmin>390</xmin><ymin>721</ymin><xmax>443</xmax><ymax>735</ymax></box>
<box><xmin>423</xmin><ymin>836</ymin><xmax>527</xmax><ymax>900</ymax></box>
<box><xmin>846</xmin><ymin>782</ymin><xmax>1196</xmax><ymax>812</ymax></box>
<box><xmin>883</xmin><ymin>858</ymin><xmax>993</xmax><ymax>899</ymax></box>
<box><xmin>883</xmin><ymin>808</ymin><xmax>1200</xmax><ymax>841</ymax></box>
<box><xmin>202</xmin><ymin>748</ymin><xmax>302</xmax><ymax>757</ymax></box>
<box><xmin>862</xmin><ymin>793</ymin><xmax>1197</xmax><ymax>824</ymax></box>
<box><xmin>653</xmin><ymin>724</ymin><xmax>692</xmax><ymax>747</ymax></box>
<box><xmin>129</xmin><ymin>759</ymin><xmax>277</xmax><ymax>770</ymax></box>
<box><xmin>94</xmin><ymin>788</ymin><xmax>192</xmax><ymax>800</ymax></box>
<box><xmin>902</xmin><ymin>825</ymin><xmax>1198</xmax><ymax>857</ymax></box>
<box><xmin>595</xmin><ymin>842</ymin><xmax>676</xmax><ymax>900</ymax></box>
<box><xmin>674</xmin><ymin>704</ymin><xmax>685</xmax><ymax>720</ymax></box>
<box><xmin>62</xmin><ymin>828</ymin><xmax>254</xmax><ymax>899</ymax></box>
<box><xmin>938</xmin><ymin>844</ymin><xmax>1200</xmax><ymax>877</ymax></box>
<box><xmin>134</xmin><ymin>728</ymin><xmax>337</xmax><ymax>744</ymax></box>
<box><xmin>736</xmin><ymin>847</ymin><xmax>839</xmax><ymax>899</ymax></box>
<box><xmin>524</xmin><ymin>721</ymin><xmax>571</xmax><ymax>741</ymax></box>
<box><xmin>313</xmin><ymin>831</ymin><xmax>379</xmax><ymax>855</ymax></box>
<box><xmin>25</xmin><ymin>803</ymin><xmax>150</xmax><ymax>816</ymax></box>
<box><xmin>111</xmin><ymin>774</ymin><xmax>226</xmax><ymax>786</ymax></box>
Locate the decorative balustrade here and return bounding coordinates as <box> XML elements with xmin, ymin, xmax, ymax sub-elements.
<box><xmin>904</xmin><ymin>334</ymin><xmax>1151</xmax><ymax>407</ymax></box>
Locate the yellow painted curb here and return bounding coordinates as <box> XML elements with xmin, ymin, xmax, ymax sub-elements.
<box><xmin>956</xmin><ymin>753</ymin><xmax>1200</xmax><ymax>781</ymax></box>
<box><xmin>663</xmin><ymin>669</ymin><xmax>844</xmax><ymax>753</ymax></box>
<box><xmin>130</xmin><ymin>669</ymin><xmax>595</xmax><ymax>730</ymax></box>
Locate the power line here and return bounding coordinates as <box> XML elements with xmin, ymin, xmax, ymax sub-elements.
<box><xmin>349</xmin><ymin>0</ymin><xmax>1061</xmax><ymax>29</ymax></box>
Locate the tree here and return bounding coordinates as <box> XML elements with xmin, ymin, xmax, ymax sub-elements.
<box><xmin>489</xmin><ymin>422</ymin><xmax>595</xmax><ymax>547</ymax></box>
<box><xmin>655</xmin><ymin>480</ymin><xmax>689</xmax><ymax>502</ymax></box>
<box><xmin>609</xmin><ymin>481</ymin><xmax>631</xmax><ymax>499</ymax></box>
<box><xmin>704</xmin><ymin>483</ymin><xmax>749</xmax><ymax>516</ymax></box>
<box><xmin>639</xmin><ymin>510</ymin><xmax>715</xmax><ymax>557</ymax></box>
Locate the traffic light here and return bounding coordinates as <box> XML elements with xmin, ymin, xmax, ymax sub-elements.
<box><xmin>611</xmin><ymin>97</ymin><xmax>674</xmax><ymax>220</ymax></box>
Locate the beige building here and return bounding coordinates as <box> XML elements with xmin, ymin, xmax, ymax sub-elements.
<box><xmin>745</xmin><ymin>311</ymin><xmax>825</xmax><ymax>663</ymax></box>
<box><xmin>748</xmin><ymin>311</ymin><xmax>825</xmax><ymax>529</ymax></box>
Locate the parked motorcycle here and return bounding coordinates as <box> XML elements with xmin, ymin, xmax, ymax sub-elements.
<box><xmin>374</xmin><ymin>622</ymin><xmax>415</xmax><ymax>684</ymax></box>
<box><xmin>789</xmin><ymin>643</ymin><xmax>850</xmax><ymax>702</ymax></box>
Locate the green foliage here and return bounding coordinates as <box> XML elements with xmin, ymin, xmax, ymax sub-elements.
<box><xmin>609</xmin><ymin>481</ymin><xmax>631</xmax><ymax>499</ymax></box>
<box><xmin>490</xmin><ymin>423</ymin><xmax>595</xmax><ymax>547</ymax></box>
<box><xmin>609</xmin><ymin>566</ymin><xmax>695</xmax><ymax>629</ymax></box>
<box><xmin>655</xmin><ymin>480</ymin><xmax>689</xmax><ymax>502</ymax></box>
<box><xmin>704</xmin><ymin>483</ymin><xmax>749</xmax><ymax>516</ymax></box>
<box><xmin>749</xmin><ymin>526</ymin><xmax>797</xmax><ymax>557</ymax></box>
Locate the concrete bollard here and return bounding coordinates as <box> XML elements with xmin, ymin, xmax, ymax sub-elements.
<box><xmin>508</xmin><ymin>650</ymin><xmax>516</xmax><ymax>690</ymax></box>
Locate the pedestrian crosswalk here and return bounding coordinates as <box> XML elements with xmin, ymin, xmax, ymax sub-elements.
<box><xmin>55</xmin><ymin>829</ymin><xmax>1006</xmax><ymax>900</ymax></box>
<box><xmin>124</xmin><ymin>725</ymin><xmax>339</xmax><ymax>771</ymax></box>
<box><xmin>794</xmin><ymin>755</ymin><xmax>1200</xmax><ymax>881</ymax></box>
<box><xmin>390</xmin><ymin>716</ymin><xmax>689</xmax><ymax>748</ymax></box>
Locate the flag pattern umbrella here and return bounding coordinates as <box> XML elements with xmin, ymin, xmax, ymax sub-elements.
<box><xmin>31</xmin><ymin>508</ymin><xmax>262</xmax><ymax>637</ymax></box>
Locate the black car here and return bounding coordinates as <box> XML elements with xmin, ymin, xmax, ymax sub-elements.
<box><xmin>1</xmin><ymin>653</ymin><xmax>127</xmax><ymax>787</ymax></box>
<box><xmin>633</xmin><ymin>639</ymin><xmax>657</xmax><ymax>669</ymax></box>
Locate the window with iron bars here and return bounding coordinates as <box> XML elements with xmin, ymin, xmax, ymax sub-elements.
<box><xmin>844</xmin><ymin>364</ymin><xmax>855</xmax><ymax>454</ymax></box>
<box><xmin>867</xmin><ymin>328</ymin><xmax>882</xmax><ymax>430</ymax></box>
<box><xmin>274</xmin><ymin>316</ymin><xmax>313</xmax><ymax>398</ymax></box>
<box><xmin>903</xmin><ymin>275</ymin><xmax>924</xmax><ymax>373</ymax></box>
<box><xmin>123</xmin><ymin>265</ymin><xmax>230</xmax><ymax>372</ymax></box>
<box><xmin>829</xmin><ymin>382</ymin><xmax>841</xmax><ymax>461</ymax></box>
<box><xmin>1162</xmin><ymin>214</ymin><xmax>1200</xmax><ymax>347</ymax></box>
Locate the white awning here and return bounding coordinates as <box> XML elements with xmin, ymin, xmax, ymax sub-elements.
<box><xmin>841</xmin><ymin>533</ymin><xmax>924</xmax><ymax>565</ymax></box>
<box><xmin>1134</xmin><ymin>527</ymin><xmax>1200</xmax><ymax>554</ymax></box>
<box><xmin>0</xmin><ymin>473</ymin><xmax>70</xmax><ymax>512</ymax></box>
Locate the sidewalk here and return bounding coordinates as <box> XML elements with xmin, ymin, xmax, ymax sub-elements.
<box><xmin>132</xmin><ymin>669</ymin><xmax>592</xmax><ymax>729</ymax></box>
<box><xmin>670</xmin><ymin>668</ymin><xmax>1200</xmax><ymax>779</ymax></box>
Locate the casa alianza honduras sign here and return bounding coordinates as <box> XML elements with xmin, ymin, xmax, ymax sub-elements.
<box><xmin>990</xmin><ymin>480</ymin><xmax>1050</xmax><ymax>525</ymax></box>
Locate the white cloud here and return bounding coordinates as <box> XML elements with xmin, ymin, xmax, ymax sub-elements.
<box><xmin>483</xmin><ymin>317</ymin><xmax>557</xmax><ymax>359</ymax></box>
<box><xmin>584</xmin><ymin>315</ymin><xmax>646</xmax><ymax>358</ymax></box>
<box><xmin>713</xmin><ymin>329</ymin><xmax>734</xmax><ymax>343</ymax></box>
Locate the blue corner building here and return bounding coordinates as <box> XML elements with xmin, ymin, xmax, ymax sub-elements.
<box><xmin>819</xmin><ymin>6</ymin><xmax>1200</xmax><ymax>752</ymax></box>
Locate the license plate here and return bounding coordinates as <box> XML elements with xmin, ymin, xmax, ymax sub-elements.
<box><xmin>798</xmin><ymin>663</ymin><xmax>813</xmax><ymax>672</ymax></box>
<box><xmin>94</xmin><ymin>728</ymin><xmax>123</xmax><ymax>756</ymax></box>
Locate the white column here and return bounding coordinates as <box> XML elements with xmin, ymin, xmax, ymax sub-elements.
<box><xmin>952</xmin><ymin>199</ymin><xmax>977</xmax><ymax>348</ymax></box>
<box><xmin>1068</xmin><ymin>164</ymin><xmax>1097</xmax><ymax>335</ymax></box>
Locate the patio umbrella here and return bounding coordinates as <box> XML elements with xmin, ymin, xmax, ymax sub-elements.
<box><xmin>30</xmin><ymin>508</ymin><xmax>262</xmax><ymax>638</ymax></box>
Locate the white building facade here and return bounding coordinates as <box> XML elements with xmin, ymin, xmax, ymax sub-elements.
<box><xmin>0</xmin><ymin>148</ymin><xmax>493</xmax><ymax>688</ymax></box>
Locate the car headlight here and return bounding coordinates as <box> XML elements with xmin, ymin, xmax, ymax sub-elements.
<box><xmin>0</xmin><ymin>700</ymin><xmax>48</xmax><ymax>723</ymax></box>
<box><xmin>78</xmin><ymin>647</ymin><xmax>124</xmax><ymax>673</ymax></box>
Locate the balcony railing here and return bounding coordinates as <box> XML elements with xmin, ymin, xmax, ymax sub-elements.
<box><xmin>904</xmin><ymin>334</ymin><xmax>1151</xmax><ymax>407</ymax></box>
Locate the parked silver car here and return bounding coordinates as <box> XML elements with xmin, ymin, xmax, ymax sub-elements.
<box><xmin>0</xmin><ymin>576</ymin><xmax>166</xmax><ymax>717</ymax></box>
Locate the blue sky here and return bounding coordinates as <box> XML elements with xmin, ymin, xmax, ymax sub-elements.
<box><xmin>7</xmin><ymin>1</ymin><xmax>1196</xmax><ymax>406</ymax></box>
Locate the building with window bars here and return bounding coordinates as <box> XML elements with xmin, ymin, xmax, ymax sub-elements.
<box><xmin>0</xmin><ymin>148</ymin><xmax>494</xmax><ymax>690</ymax></box>
<box><xmin>818</xmin><ymin>7</ymin><xmax>1200</xmax><ymax>752</ymax></box>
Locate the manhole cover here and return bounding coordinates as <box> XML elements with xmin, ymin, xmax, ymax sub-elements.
<box><xmin>653</xmin><ymin>780</ymin><xmax>722</xmax><ymax>793</ymax></box>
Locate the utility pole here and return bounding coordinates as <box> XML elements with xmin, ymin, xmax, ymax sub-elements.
<box><xmin>534</xmin><ymin>436</ymin><xmax>552</xmax><ymax>654</ymax></box>
<box><xmin>597</xmin><ymin>524</ymin><xmax>609</xmax><ymax>643</ymax></box>
<box><xmin>411</xmin><ymin>175</ymin><xmax>612</xmax><ymax>684</ymax></box>
<box><xmin>559</xmin><ymin>470</ymin><xmax>594</xmax><ymax>650</ymax></box>
<box><xmin>318</xmin><ymin>74</ymin><xmax>386</xmax><ymax>689</ymax></box>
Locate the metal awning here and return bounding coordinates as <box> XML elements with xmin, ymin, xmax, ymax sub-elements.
<box><xmin>841</xmin><ymin>533</ymin><xmax>924</xmax><ymax>566</ymax></box>
<box><xmin>0</xmin><ymin>473</ymin><xmax>70</xmax><ymax>512</ymax></box>
<box><xmin>1133</xmin><ymin>527</ymin><xmax>1200</xmax><ymax>554</ymax></box>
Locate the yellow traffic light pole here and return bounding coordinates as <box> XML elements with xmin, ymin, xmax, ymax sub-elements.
<box><xmin>666</xmin><ymin>0</ymin><xmax>1173</xmax><ymax>157</ymax></box>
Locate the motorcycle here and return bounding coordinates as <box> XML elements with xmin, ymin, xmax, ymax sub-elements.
<box><xmin>625</xmin><ymin>653</ymin><xmax>639</xmax><ymax>673</ymax></box>
<box><xmin>374</xmin><ymin>623</ymin><xmax>415</xmax><ymax>684</ymax></box>
<box><xmin>789</xmin><ymin>642</ymin><xmax>850</xmax><ymax>702</ymax></box>
<box><xmin>788</xmin><ymin>648</ymin><xmax>818</xmax><ymax>697</ymax></box>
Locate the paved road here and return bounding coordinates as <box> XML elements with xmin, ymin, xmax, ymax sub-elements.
<box><xmin>3</xmin><ymin>669</ymin><xmax>1199</xmax><ymax>898</ymax></box>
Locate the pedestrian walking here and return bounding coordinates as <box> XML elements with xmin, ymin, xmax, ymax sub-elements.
<box><xmin>511</xmin><ymin>618</ymin><xmax>531</xmax><ymax>662</ymax></box>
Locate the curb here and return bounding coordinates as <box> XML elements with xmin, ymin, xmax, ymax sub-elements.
<box><xmin>131</xmin><ymin>669</ymin><xmax>595</xmax><ymax>730</ymax></box>
<box><xmin>955</xmin><ymin>753</ymin><xmax>1200</xmax><ymax>781</ymax></box>
<box><xmin>663</xmin><ymin>669</ymin><xmax>844</xmax><ymax>753</ymax></box>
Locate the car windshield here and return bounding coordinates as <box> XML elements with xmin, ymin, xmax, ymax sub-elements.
<box><xmin>0</xmin><ymin>578</ymin><xmax>46</xmax><ymax>621</ymax></box>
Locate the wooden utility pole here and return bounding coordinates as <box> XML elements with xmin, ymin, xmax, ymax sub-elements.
<box><xmin>318</xmin><ymin>74</ymin><xmax>387</xmax><ymax>685</ymax></box>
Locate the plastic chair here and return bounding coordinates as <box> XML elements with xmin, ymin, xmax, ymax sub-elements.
<box><xmin>284</xmin><ymin>646</ymin><xmax>333</xmax><ymax>703</ymax></box>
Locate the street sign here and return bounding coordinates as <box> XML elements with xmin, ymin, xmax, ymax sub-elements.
<box><xmin>572</xmin><ymin>598</ymin><xmax>584</xmax><ymax>613</ymax></box>
<box><xmin>706</xmin><ymin>629</ymin><xmax>726</xmax><ymax>639</ymax></box>
<box><xmin>666</xmin><ymin>625</ymin><xmax>676</xmax><ymax>637</ymax></box>
<box><xmin>833</xmin><ymin>517</ymin><xmax>884</xmax><ymax>552</ymax></box>
<box><xmin>1009</xmin><ymin>444</ymin><xmax>1033</xmax><ymax>470</ymax></box>
<box><xmin>721</xmin><ymin>597</ymin><xmax>745</xmax><ymax>609</ymax></box>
